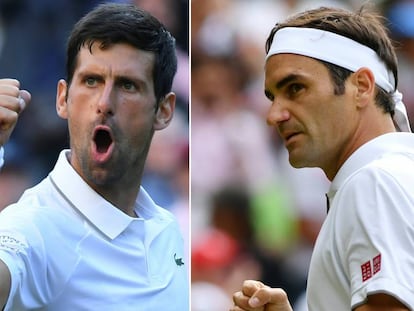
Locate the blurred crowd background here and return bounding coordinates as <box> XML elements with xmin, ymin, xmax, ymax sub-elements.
<box><xmin>191</xmin><ymin>0</ymin><xmax>414</xmax><ymax>310</ymax></box>
<box><xmin>0</xmin><ymin>0</ymin><xmax>413</xmax><ymax>310</ymax></box>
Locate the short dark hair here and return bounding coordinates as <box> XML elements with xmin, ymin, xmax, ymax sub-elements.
<box><xmin>66</xmin><ymin>3</ymin><xmax>177</xmax><ymax>104</ymax></box>
<box><xmin>265</xmin><ymin>6</ymin><xmax>398</xmax><ymax>116</ymax></box>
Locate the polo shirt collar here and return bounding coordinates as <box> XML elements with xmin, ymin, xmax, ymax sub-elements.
<box><xmin>49</xmin><ymin>150</ymin><xmax>150</xmax><ymax>240</ymax></box>
<box><xmin>329</xmin><ymin>132</ymin><xmax>414</xmax><ymax>198</ymax></box>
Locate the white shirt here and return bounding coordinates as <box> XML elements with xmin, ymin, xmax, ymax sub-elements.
<box><xmin>0</xmin><ymin>150</ymin><xmax>189</xmax><ymax>310</ymax></box>
<box><xmin>307</xmin><ymin>133</ymin><xmax>414</xmax><ymax>310</ymax></box>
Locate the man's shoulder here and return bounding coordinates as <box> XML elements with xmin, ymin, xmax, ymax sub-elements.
<box><xmin>0</xmin><ymin>175</ymin><xmax>83</xmax><ymax>239</ymax></box>
<box><xmin>353</xmin><ymin>150</ymin><xmax>414</xmax><ymax>186</ymax></box>
<box><xmin>3</xmin><ymin>176</ymin><xmax>57</xmax><ymax>216</ymax></box>
<box><xmin>335</xmin><ymin>150</ymin><xmax>414</xmax><ymax>217</ymax></box>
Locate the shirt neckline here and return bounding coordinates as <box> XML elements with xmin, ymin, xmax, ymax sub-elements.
<box><xmin>49</xmin><ymin>150</ymin><xmax>152</xmax><ymax>240</ymax></box>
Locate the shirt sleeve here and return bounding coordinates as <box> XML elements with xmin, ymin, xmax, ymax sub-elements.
<box><xmin>0</xmin><ymin>235</ymin><xmax>29</xmax><ymax>311</ymax></box>
<box><xmin>0</xmin><ymin>201</ymin><xmax>81</xmax><ymax>310</ymax></box>
<box><xmin>0</xmin><ymin>205</ymin><xmax>51</xmax><ymax>310</ymax></box>
<box><xmin>0</xmin><ymin>147</ymin><xmax>4</xmax><ymax>169</ymax></box>
<box><xmin>340</xmin><ymin>164</ymin><xmax>414</xmax><ymax>308</ymax></box>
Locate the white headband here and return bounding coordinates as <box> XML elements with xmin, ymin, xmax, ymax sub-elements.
<box><xmin>266</xmin><ymin>27</ymin><xmax>411</xmax><ymax>132</ymax></box>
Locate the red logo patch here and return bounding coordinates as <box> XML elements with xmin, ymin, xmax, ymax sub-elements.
<box><xmin>361</xmin><ymin>260</ymin><xmax>372</xmax><ymax>282</ymax></box>
<box><xmin>373</xmin><ymin>254</ymin><xmax>381</xmax><ymax>275</ymax></box>
<box><xmin>361</xmin><ymin>253</ymin><xmax>381</xmax><ymax>282</ymax></box>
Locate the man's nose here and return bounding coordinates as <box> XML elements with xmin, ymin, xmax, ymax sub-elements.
<box><xmin>266</xmin><ymin>100</ymin><xmax>290</xmax><ymax>126</ymax></box>
<box><xmin>97</xmin><ymin>84</ymin><xmax>116</xmax><ymax>116</ymax></box>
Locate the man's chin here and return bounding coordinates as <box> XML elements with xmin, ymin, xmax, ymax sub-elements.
<box><xmin>85</xmin><ymin>168</ymin><xmax>116</xmax><ymax>188</ymax></box>
<box><xmin>288</xmin><ymin>153</ymin><xmax>311</xmax><ymax>169</ymax></box>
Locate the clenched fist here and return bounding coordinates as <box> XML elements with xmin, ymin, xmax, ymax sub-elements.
<box><xmin>231</xmin><ymin>280</ymin><xmax>293</xmax><ymax>311</ymax></box>
<box><xmin>0</xmin><ymin>78</ymin><xmax>31</xmax><ymax>147</ymax></box>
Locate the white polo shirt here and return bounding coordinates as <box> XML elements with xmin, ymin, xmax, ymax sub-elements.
<box><xmin>307</xmin><ymin>133</ymin><xmax>414</xmax><ymax>310</ymax></box>
<box><xmin>0</xmin><ymin>150</ymin><xmax>189</xmax><ymax>310</ymax></box>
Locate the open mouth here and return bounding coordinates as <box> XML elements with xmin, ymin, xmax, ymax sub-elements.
<box><xmin>94</xmin><ymin>128</ymin><xmax>113</xmax><ymax>154</ymax></box>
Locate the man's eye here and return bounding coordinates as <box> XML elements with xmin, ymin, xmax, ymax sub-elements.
<box><xmin>287</xmin><ymin>84</ymin><xmax>304</xmax><ymax>97</ymax></box>
<box><xmin>85</xmin><ymin>77</ymin><xmax>98</xmax><ymax>86</ymax></box>
<box><xmin>124</xmin><ymin>82</ymin><xmax>135</xmax><ymax>90</ymax></box>
<box><xmin>122</xmin><ymin>81</ymin><xmax>136</xmax><ymax>91</ymax></box>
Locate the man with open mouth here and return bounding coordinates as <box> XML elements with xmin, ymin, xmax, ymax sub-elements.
<box><xmin>0</xmin><ymin>3</ymin><xmax>188</xmax><ymax>310</ymax></box>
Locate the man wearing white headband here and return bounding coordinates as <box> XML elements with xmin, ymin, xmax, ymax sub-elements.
<box><xmin>232</xmin><ymin>6</ymin><xmax>414</xmax><ymax>311</ymax></box>
<box><xmin>0</xmin><ymin>79</ymin><xmax>30</xmax><ymax>169</ymax></box>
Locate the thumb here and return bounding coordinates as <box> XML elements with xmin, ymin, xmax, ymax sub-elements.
<box><xmin>249</xmin><ymin>287</ymin><xmax>293</xmax><ymax>311</ymax></box>
<box><xmin>18</xmin><ymin>90</ymin><xmax>31</xmax><ymax>112</ymax></box>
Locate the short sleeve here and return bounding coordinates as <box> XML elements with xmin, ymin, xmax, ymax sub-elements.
<box><xmin>0</xmin><ymin>232</ymin><xmax>29</xmax><ymax>311</ymax></box>
<box><xmin>0</xmin><ymin>201</ymin><xmax>81</xmax><ymax>310</ymax></box>
<box><xmin>0</xmin><ymin>208</ymin><xmax>48</xmax><ymax>310</ymax></box>
<box><xmin>340</xmin><ymin>164</ymin><xmax>414</xmax><ymax>308</ymax></box>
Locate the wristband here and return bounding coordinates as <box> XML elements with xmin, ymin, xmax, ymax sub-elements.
<box><xmin>0</xmin><ymin>147</ymin><xmax>4</xmax><ymax>169</ymax></box>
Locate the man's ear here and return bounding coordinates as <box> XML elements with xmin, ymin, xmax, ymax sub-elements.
<box><xmin>351</xmin><ymin>67</ymin><xmax>376</xmax><ymax>108</ymax></box>
<box><xmin>56</xmin><ymin>79</ymin><xmax>69</xmax><ymax>119</ymax></box>
<box><xmin>154</xmin><ymin>92</ymin><xmax>176</xmax><ymax>130</ymax></box>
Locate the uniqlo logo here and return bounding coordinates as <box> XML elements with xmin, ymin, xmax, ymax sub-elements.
<box><xmin>361</xmin><ymin>260</ymin><xmax>372</xmax><ymax>282</ymax></box>
<box><xmin>373</xmin><ymin>254</ymin><xmax>381</xmax><ymax>275</ymax></box>
<box><xmin>361</xmin><ymin>253</ymin><xmax>382</xmax><ymax>282</ymax></box>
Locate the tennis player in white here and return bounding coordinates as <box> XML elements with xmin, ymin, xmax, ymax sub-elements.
<box><xmin>0</xmin><ymin>3</ymin><xmax>188</xmax><ymax>310</ymax></box>
<box><xmin>231</xmin><ymin>5</ymin><xmax>414</xmax><ymax>311</ymax></box>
